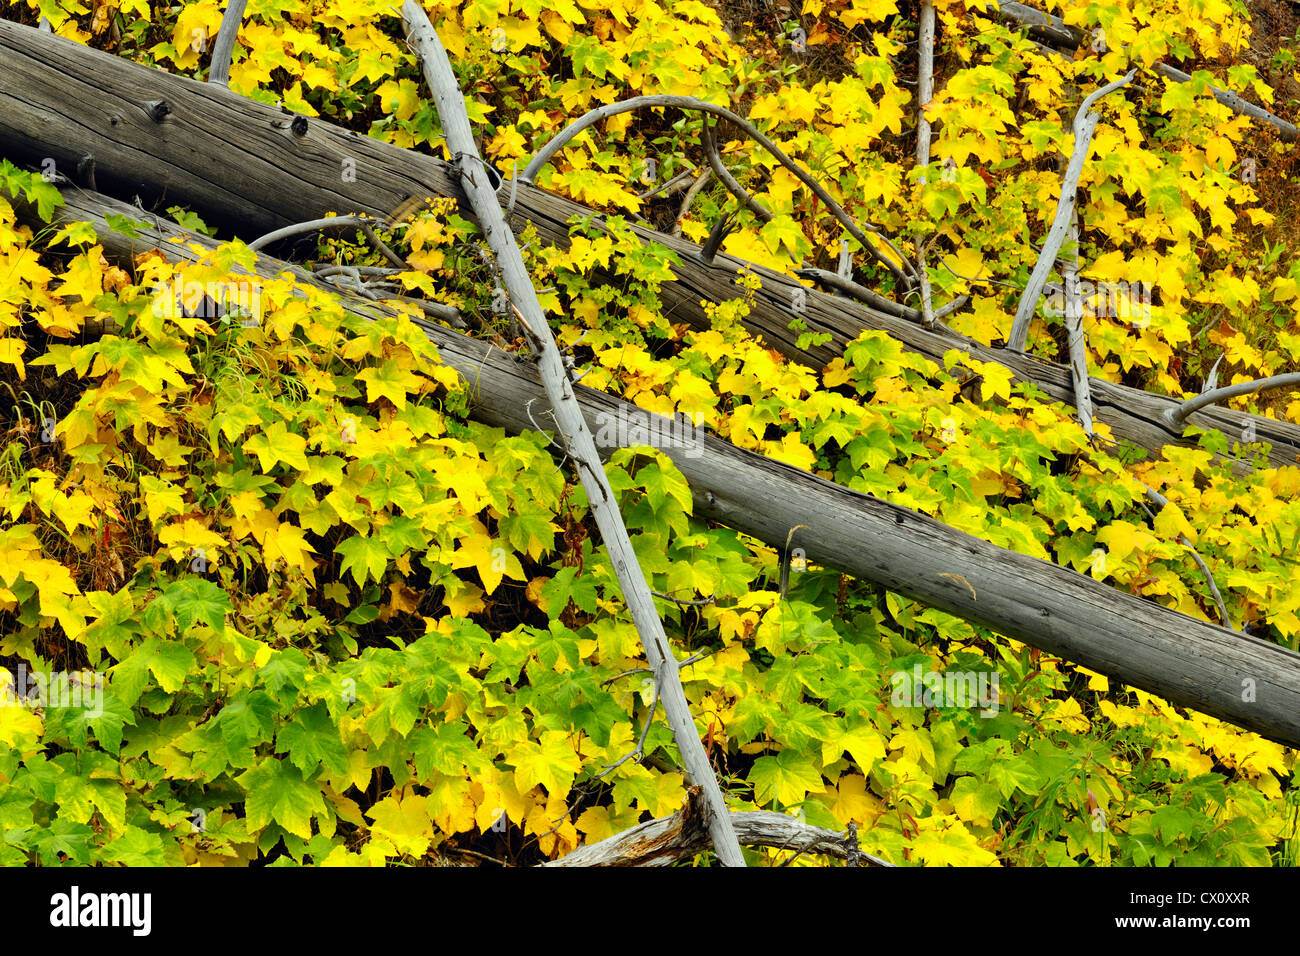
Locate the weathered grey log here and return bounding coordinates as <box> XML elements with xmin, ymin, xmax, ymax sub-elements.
<box><xmin>19</xmin><ymin>182</ymin><xmax>1300</xmax><ymax>752</ymax></box>
<box><xmin>399</xmin><ymin>0</ymin><xmax>744</xmax><ymax>867</ymax></box>
<box><xmin>1</xmin><ymin>17</ymin><xmax>1297</xmax><ymax>470</ymax></box>
<box><xmin>543</xmin><ymin>787</ymin><xmax>893</xmax><ymax>867</ymax></box>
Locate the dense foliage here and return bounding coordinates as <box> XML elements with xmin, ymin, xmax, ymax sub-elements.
<box><xmin>2</xmin><ymin>0</ymin><xmax>1299</xmax><ymax>865</ymax></box>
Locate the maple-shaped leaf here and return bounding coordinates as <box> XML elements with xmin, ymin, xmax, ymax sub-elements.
<box><xmin>56</xmin><ymin>248</ymin><xmax>106</xmax><ymax>305</ymax></box>
<box><xmin>949</xmin><ymin>776</ymin><xmax>1004</xmax><ymax>827</ymax></box>
<box><xmin>749</xmin><ymin>750</ymin><xmax>824</xmax><ymax>807</ymax></box>
<box><xmin>138</xmin><ymin>475</ymin><xmax>186</xmax><ymax>523</ymax></box>
<box><xmin>108</xmin><ymin>636</ymin><xmax>194</xmax><ymax>706</ymax></box>
<box><xmin>823</xmin><ymin>723</ymin><xmax>887</xmax><ymax>774</ymax></box>
<box><xmin>826</xmin><ymin>773</ymin><xmax>878</xmax><ymax>825</ymax></box>
<box><xmin>239</xmin><ymin>760</ymin><xmax>327</xmax><ymax>841</ymax></box>
<box><xmin>910</xmin><ymin>817</ymin><xmax>999</xmax><ymax>866</ymax></box>
<box><xmin>611</xmin><ymin>766</ymin><xmax>686</xmax><ymax>818</ymax></box>
<box><xmin>99</xmin><ymin>826</ymin><xmax>169</xmax><ymax>866</ymax></box>
<box><xmin>160</xmin><ymin>578</ymin><xmax>230</xmax><ymax>634</ymax></box>
<box><xmin>337</xmin><ymin>534</ymin><xmax>390</xmax><ymax>586</ymax></box>
<box><xmin>243</xmin><ymin>421</ymin><xmax>309</xmax><ymax>473</ymax></box>
<box><xmin>497</xmin><ymin>511</ymin><xmax>557</xmax><ymax>561</ymax></box>
<box><xmin>450</xmin><ymin>532</ymin><xmax>524</xmax><ymax>595</ymax></box>
<box><xmin>367</xmin><ymin>789</ymin><xmax>434</xmax><ymax>857</ymax></box>
<box><xmin>263</xmin><ymin>521</ymin><xmax>317</xmax><ymax>573</ymax></box>
<box><xmin>219</xmin><ymin>691</ymin><xmax>279</xmax><ymax>751</ymax></box>
<box><xmin>355</xmin><ymin>359</ymin><xmax>423</xmax><ymax>410</ymax></box>
<box><xmin>540</xmin><ymin>565</ymin><xmax>598</xmax><ymax>614</ymax></box>
<box><xmin>144</xmin><ymin>640</ymin><xmax>196</xmax><ymax>694</ymax></box>
<box><xmin>276</xmin><ymin>702</ymin><xmax>348</xmax><ymax>776</ymax></box>
<box><xmin>508</xmin><ymin>730</ymin><xmax>583</xmax><ymax>796</ymax></box>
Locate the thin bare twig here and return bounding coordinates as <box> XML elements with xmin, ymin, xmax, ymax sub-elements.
<box><xmin>1139</xmin><ymin>483</ymin><xmax>1235</xmax><ymax>630</ymax></box>
<box><xmin>671</xmin><ymin>168</ymin><xmax>712</xmax><ymax>237</ymax></box>
<box><xmin>702</xmin><ymin>114</ymin><xmax>772</xmax><ymax>224</ymax></box>
<box><xmin>248</xmin><ymin>213</ymin><xmax>407</xmax><ymax>269</ymax></box>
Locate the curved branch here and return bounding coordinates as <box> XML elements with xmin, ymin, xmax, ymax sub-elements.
<box><xmin>520</xmin><ymin>94</ymin><xmax>915</xmax><ymax>288</ymax></box>
<box><xmin>208</xmin><ymin>0</ymin><xmax>247</xmax><ymax>88</ymax></box>
<box><xmin>701</xmin><ymin>114</ymin><xmax>772</xmax><ymax>223</ymax></box>
<box><xmin>248</xmin><ymin>213</ymin><xmax>406</xmax><ymax>269</ymax></box>
<box><xmin>1162</xmin><ymin>372</ymin><xmax>1300</xmax><ymax>432</ymax></box>
<box><xmin>1140</xmin><ymin>483</ymin><xmax>1234</xmax><ymax>631</ymax></box>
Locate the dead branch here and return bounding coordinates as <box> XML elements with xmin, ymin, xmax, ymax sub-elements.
<box><xmin>1162</xmin><ymin>372</ymin><xmax>1300</xmax><ymax>431</ymax></box>
<box><xmin>1008</xmin><ymin>70</ymin><xmax>1135</xmax><ymax>351</ymax></box>
<box><xmin>208</xmin><ymin>0</ymin><xmax>247</xmax><ymax>87</ymax></box>
<box><xmin>400</xmin><ymin>0</ymin><xmax>746</xmax><ymax>867</ymax></box>
<box><xmin>520</xmin><ymin>93</ymin><xmax>915</xmax><ymax>288</ymax></box>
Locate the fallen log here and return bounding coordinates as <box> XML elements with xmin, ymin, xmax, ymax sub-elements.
<box><xmin>1</xmin><ymin>18</ymin><xmax>1297</xmax><ymax>469</ymax></box>
<box><xmin>17</xmin><ymin>183</ymin><xmax>1300</xmax><ymax>751</ymax></box>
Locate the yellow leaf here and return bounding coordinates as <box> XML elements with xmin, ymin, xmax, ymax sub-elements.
<box><xmin>158</xmin><ymin>518</ymin><xmax>227</xmax><ymax>559</ymax></box>
<box><xmin>840</xmin><ymin>0</ymin><xmax>899</xmax><ymax>29</ymax></box>
<box><xmin>825</xmin><ymin>773</ymin><xmax>879</xmax><ymax>826</ymax></box>
<box><xmin>366</xmin><ymin>789</ymin><xmax>433</xmax><ymax>857</ymax></box>
<box><xmin>450</xmin><ymin>532</ymin><xmax>524</xmax><ymax>596</ymax></box>
<box><xmin>264</xmin><ymin>521</ymin><xmax>317</xmax><ymax>574</ymax></box>
<box><xmin>0</xmin><ymin>339</ymin><xmax>26</xmax><ymax>379</ymax></box>
<box><xmin>426</xmin><ymin>772</ymin><xmax>477</xmax><ymax>835</ymax></box>
<box><xmin>766</xmin><ymin>432</ymin><xmax>817</xmax><ymax>471</ymax></box>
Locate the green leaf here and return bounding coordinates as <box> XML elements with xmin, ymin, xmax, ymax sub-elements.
<box><xmin>749</xmin><ymin>750</ymin><xmax>824</xmax><ymax>807</ymax></box>
<box><xmin>276</xmin><ymin>703</ymin><xmax>349</xmax><ymax>775</ymax></box>
<box><xmin>337</xmin><ymin>534</ymin><xmax>390</xmax><ymax>586</ymax></box>
<box><xmin>219</xmin><ymin>691</ymin><xmax>278</xmax><ymax>750</ymax></box>
<box><xmin>160</xmin><ymin>578</ymin><xmax>231</xmax><ymax>634</ymax></box>
<box><xmin>104</xmin><ymin>213</ymin><xmax>146</xmax><ymax>238</ymax></box>
<box><xmin>541</xmin><ymin>565</ymin><xmax>598</xmax><ymax>615</ymax></box>
<box><xmin>239</xmin><ymin>761</ymin><xmax>327</xmax><ymax>840</ymax></box>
